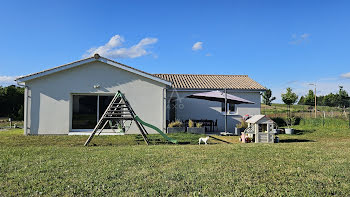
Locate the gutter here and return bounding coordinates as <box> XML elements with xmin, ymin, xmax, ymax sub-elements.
<box><xmin>16</xmin><ymin>80</ymin><xmax>29</xmax><ymax>135</ymax></box>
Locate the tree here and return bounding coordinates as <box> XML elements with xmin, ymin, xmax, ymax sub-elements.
<box><xmin>281</xmin><ymin>87</ymin><xmax>298</xmax><ymax>118</ymax></box>
<box><xmin>298</xmin><ymin>96</ymin><xmax>305</xmax><ymax>105</ymax></box>
<box><xmin>304</xmin><ymin>90</ymin><xmax>315</xmax><ymax>106</ymax></box>
<box><xmin>0</xmin><ymin>85</ymin><xmax>24</xmax><ymax>120</ymax></box>
<box><xmin>322</xmin><ymin>93</ymin><xmax>337</xmax><ymax>107</ymax></box>
<box><xmin>261</xmin><ymin>89</ymin><xmax>276</xmax><ymax>106</ymax></box>
<box><xmin>337</xmin><ymin>86</ymin><xmax>350</xmax><ymax>109</ymax></box>
<box><xmin>317</xmin><ymin>95</ymin><xmax>324</xmax><ymax>106</ymax></box>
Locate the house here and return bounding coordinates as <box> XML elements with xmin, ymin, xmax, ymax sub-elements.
<box><xmin>16</xmin><ymin>54</ymin><xmax>266</xmax><ymax>135</ymax></box>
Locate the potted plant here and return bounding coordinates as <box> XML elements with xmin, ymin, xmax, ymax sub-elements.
<box><xmin>167</xmin><ymin>120</ymin><xmax>186</xmax><ymax>133</ymax></box>
<box><xmin>187</xmin><ymin>120</ymin><xmax>205</xmax><ymax>134</ymax></box>
<box><xmin>285</xmin><ymin>116</ymin><xmax>296</xmax><ymax>134</ymax></box>
<box><xmin>235</xmin><ymin>119</ymin><xmax>247</xmax><ymax>135</ymax></box>
<box><xmin>281</xmin><ymin>87</ymin><xmax>298</xmax><ymax>135</ymax></box>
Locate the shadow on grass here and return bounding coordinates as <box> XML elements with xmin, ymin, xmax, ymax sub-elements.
<box><xmin>279</xmin><ymin>139</ymin><xmax>315</xmax><ymax>143</ymax></box>
<box><xmin>294</xmin><ymin>129</ymin><xmax>316</xmax><ymax>135</ymax></box>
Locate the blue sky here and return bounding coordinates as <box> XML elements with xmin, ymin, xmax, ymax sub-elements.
<box><xmin>1</xmin><ymin>0</ymin><xmax>350</xmax><ymax>102</ymax></box>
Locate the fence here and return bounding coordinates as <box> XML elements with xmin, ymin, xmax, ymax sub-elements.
<box><xmin>261</xmin><ymin>105</ymin><xmax>350</xmax><ymax>128</ymax></box>
<box><xmin>262</xmin><ymin>106</ymin><xmax>349</xmax><ymax>120</ymax></box>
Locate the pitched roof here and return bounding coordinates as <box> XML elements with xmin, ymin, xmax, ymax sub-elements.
<box><xmin>16</xmin><ymin>54</ymin><xmax>172</xmax><ymax>86</ymax></box>
<box><xmin>153</xmin><ymin>74</ymin><xmax>266</xmax><ymax>90</ymax></box>
<box><xmin>246</xmin><ymin>115</ymin><xmax>274</xmax><ymax>124</ymax></box>
<box><xmin>16</xmin><ymin>54</ymin><xmax>265</xmax><ymax>91</ymax></box>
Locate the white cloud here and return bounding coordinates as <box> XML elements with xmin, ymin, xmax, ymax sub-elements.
<box><xmin>341</xmin><ymin>72</ymin><xmax>350</xmax><ymax>78</ymax></box>
<box><xmin>205</xmin><ymin>53</ymin><xmax>212</xmax><ymax>57</ymax></box>
<box><xmin>83</xmin><ymin>35</ymin><xmax>158</xmax><ymax>59</ymax></box>
<box><xmin>290</xmin><ymin>33</ymin><xmax>310</xmax><ymax>45</ymax></box>
<box><xmin>192</xmin><ymin>41</ymin><xmax>203</xmax><ymax>51</ymax></box>
<box><xmin>0</xmin><ymin>76</ymin><xmax>18</xmax><ymax>86</ymax></box>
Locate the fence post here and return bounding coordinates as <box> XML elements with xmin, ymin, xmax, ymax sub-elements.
<box><xmin>323</xmin><ymin>111</ymin><xmax>325</xmax><ymax>127</ymax></box>
<box><xmin>9</xmin><ymin>118</ymin><xmax>12</xmax><ymax>129</ymax></box>
<box><xmin>348</xmin><ymin>111</ymin><xmax>350</xmax><ymax>129</ymax></box>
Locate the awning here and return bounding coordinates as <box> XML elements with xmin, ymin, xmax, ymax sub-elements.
<box><xmin>186</xmin><ymin>90</ymin><xmax>255</xmax><ymax>104</ymax></box>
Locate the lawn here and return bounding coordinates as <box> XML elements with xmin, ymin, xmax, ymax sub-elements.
<box><xmin>1</xmin><ymin>122</ymin><xmax>350</xmax><ymax>196</ymax></box>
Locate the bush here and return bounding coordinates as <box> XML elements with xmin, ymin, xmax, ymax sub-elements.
<box><xmin>294</xmin><ymin>117</ymin><xmax>301</xmax><ymax>125</ymax></box>
<box><xmin>236</xmin><ymin>119</ymin><xmax>248</xmax><ymax>129</ymax></box>
<box><xmin>271</xmin><ymin>117</ymin><xmax>286</xmax><ymax>127</ymax></box>
<box><xmin>188</xmin><ymin>120</ymin><xmax>194</xmax><ymax>128</ymax></box>
<box><xmin>168</xmin><ymin>120</ymin><xmax>183</xmax><ymax>128</ymax></box>
<box><xmin>196</xmin><ymin>122</ymin><xmax>203</xmax><ymax>128</ymax></box>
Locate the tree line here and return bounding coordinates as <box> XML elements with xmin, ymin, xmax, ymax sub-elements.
<box><xmin>298</xmin><ymin>86</ymin><xmax>349</xmax><ymax>108</ymax></box>
<box><xmin>0</xmin><ymin>85</ymin><xmax>24</xmax><ymax>120</ymax></box>
<box><xmin>262</xmin><ymin>86</ymin><xmax>350</xmax><ymax>109</ymax></box>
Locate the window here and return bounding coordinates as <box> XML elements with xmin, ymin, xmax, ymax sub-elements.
<box><xmin>72</xmin><ymin>95</ymin><xmax>114</xmax><ymax>129</ymax></box>
<box><xmin>221</xmin><ymin>103</ymin><xmax>236</xmax><ymax>114</ymax></box>
<box><xmin>99</xmin><ymin>96</ymin><xmax>114</xmax><ymax>119</ymax></box>
<box><xmin>72</xmin><ymin>95</ymin><xmax>97</xmax><ymax>129</ymax></box>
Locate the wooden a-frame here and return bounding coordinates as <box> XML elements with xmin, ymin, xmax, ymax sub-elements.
<box><xmin>84</xmin><ymin>91</ymin><xmax>149</xmax><ymax>146</ymax></box>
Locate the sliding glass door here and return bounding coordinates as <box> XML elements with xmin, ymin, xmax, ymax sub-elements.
<box><xmin>72</xmin><ymin>95</ymin><xmax>114</xmax><ymax>130</ymax></box>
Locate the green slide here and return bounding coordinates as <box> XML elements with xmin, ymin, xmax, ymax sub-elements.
<box><xmin>135</xmin><ymin>116</ymin><xmax>178</xmax><ymax>144</ymax></box>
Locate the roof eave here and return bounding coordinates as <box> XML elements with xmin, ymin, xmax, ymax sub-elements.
<box><xmin>15</xmin><ymin>56</ymin><xmax>172</xmax><ymax>87</ymax></box>
<box><xmin>167</xmin><ymin>88</ymin><xmax>266</xmax><ymax>91</ymax></box>
<box><xmin>15</xmin><ymin>57</ymin><xmax>96</xmax><ymax>82</ymax></box>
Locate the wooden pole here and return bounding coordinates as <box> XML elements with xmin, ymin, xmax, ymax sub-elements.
<box><xmin>314</xmin><ymin>85</ymin><xmax>317</xmax><ymax>118</ymax></box>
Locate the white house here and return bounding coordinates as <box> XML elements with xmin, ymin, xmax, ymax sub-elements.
<box><xmin>16</xmin><ymin>54</ymin><xmax>266</xmax><ymax>135</ymax></box>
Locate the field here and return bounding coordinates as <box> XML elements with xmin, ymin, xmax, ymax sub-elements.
<box><xmin>261</xmin><ymin>103</ymin><xmax>349</xmax><ymax>119</ymax></box>
<box><xmin>1</xmin><ymin>120</ymin><xmax>350</xmax><ymax>196</ymax></box>
<box><xmin>0</xmin><ymin>117</ymin><xmax>23</xmax><ymax>129</ymax></box>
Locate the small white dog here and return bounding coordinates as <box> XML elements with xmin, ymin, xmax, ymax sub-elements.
<box><xmin>198</xmin><ymin>136</ymin><xmax>209</xmax><ymax>145</ymax></box>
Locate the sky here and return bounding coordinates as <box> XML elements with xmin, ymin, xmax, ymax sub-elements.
<box><xmin>1</xmin><ymin>0</ymin><xmax>350</xmax><ymax>102</ymax></box>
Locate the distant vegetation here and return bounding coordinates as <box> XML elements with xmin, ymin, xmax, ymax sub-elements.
<box><xmin>261</xmin><ymin>86</ymin><xmax>350</xmax><ymax>121</ymax></box>
<box><xmin>261</xmin><ymin>88</ymin><xmax>276</xmax><ymax>106</ymax></box>
<box><xmin>0</xmin><ymin>85</ymin><xmax>24</xmax><ymax>120</ymax></box>
<box><xmin>261</xmin><ymin>103</ymin><xmax>347</xmax><ymax>117</ymax></box>
<box><xmin>298</xmin><ymin>86</ymin><xmax>349</xmax><ymax>108</ymax></box>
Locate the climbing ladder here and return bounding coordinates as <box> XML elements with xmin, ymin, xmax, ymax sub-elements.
<box><xmin>84</xmin><ymin>91</ymin><xmax>150</xmax><ymax>146</ymax></box>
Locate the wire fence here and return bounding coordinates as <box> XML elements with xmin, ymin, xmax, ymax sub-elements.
<box><xmin>261</xmin><ymin>105</ymin><xmax>350</xmax><ymax>128</ymax></box>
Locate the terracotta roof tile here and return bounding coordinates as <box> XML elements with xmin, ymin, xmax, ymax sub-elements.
<box><xmin>153</xmin><ymin>74</ymin><xmax>266</xmax><ymax>90</ymax></box>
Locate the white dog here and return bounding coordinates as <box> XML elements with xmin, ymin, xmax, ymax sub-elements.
<box><xmin>199</xmin><ymin>136</ymin><xmax>209</xmax><ymax>145</ymax></box>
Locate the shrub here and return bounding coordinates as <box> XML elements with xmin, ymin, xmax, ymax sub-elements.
<box><xmin>196</xmin><ymin>122</ymin><xmax>203</xmax><ymax>128</ymax></box>
<box><xmin>236</xmin><ymin>119</ymin><xmax>248</xmax><ymax>129</ymax></box>
<box><xmin>168</xmin><ymin>120</ymin><xmax>183</xmax><ymax>128</ymax></box>
<box><xmin>188</xmin><ymin>120</ymin><xmax>194</xmax><ymax>128</ymax></box>
<box><xmin>286</xmin><ymin>116</ymin><xmax>296</xmax><ymax>128</ymax></box>
<box><xmin>294</xmin><ymin>117</ymin><xmax>301</xmax><ymax>125</ymax></box>
<box><xmin>271</xmin><ymin>117</ymin><xmax>286</xmax><ymax>127</ymax></box>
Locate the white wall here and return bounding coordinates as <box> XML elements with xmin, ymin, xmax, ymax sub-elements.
<box><xmin>166</xmin><ymin>90</ymin><xmax>261</xmax><ymax>132</ymax></box>
<box><xmin>25</xmin><ymin>61</ymin><xmax>167</xmax><ymax>135</ymax></box>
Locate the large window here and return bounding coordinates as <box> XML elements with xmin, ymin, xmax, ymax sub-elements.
<box><xmin>99</xmin><ymin>96</ymin><xmax>114</xmax><ymax>119</ymax></box>
<box><xmin>72</xmin><ymin>95</ymin><xmax>114</xmax><ymax>129</ymax></box>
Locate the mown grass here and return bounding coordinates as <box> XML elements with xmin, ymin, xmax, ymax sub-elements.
<box><xmin>1</xmin><ymin>124</ymin><xmax>350</xmax><ymax>196</ymax></box>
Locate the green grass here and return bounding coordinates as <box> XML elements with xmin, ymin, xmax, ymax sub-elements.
<box><xmin>1</xmin><ymin>124</ymin><xmax>350</xmax><ymax>196</ymax></box>
<box><xmin>0</xmin><ymin>120</ymin><xmax>23</xmax><ymax>129</ymax></box>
